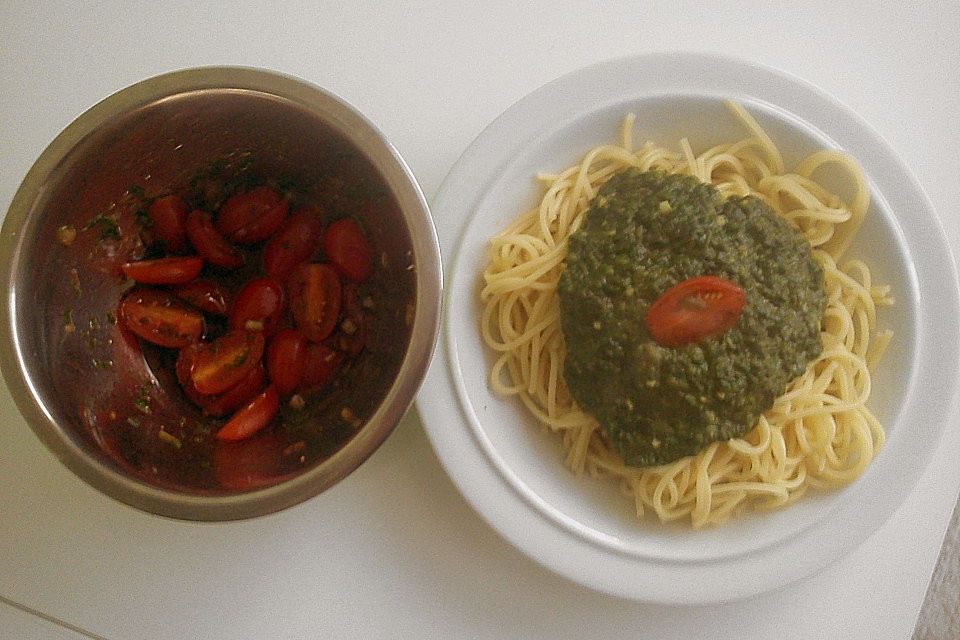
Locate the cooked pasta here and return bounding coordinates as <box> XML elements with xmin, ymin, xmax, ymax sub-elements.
<box><xmin>480</xmin><ymin>101</ymin><xmax>893</xmax><ymax>528</ymax></box>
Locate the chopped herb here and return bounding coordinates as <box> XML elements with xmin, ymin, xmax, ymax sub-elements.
<box><xmin>93</xmin><ymin>359</ymin><xmax>113</xmax><ymax>370</ymax></box>
<box><xmin>127</xmin><ymin>416</ymin><xmax>141</xmax><ymax>428</ymax></box>
<box><xmin>83</xmin><ymin>212</ymin><xmax>121</xmax><ymax>241</ymax></box>
<box><xmin>128</xmin><ymin>184</ymin><xmax>145</xmax><ymax>199</ymax></box>
<box><xmin>105</xmin><ymin>310</ymin><xmax>117</xmax><ymax>325</ymax></box>
<box><xmin>62</xmin><ymin>309</ymin><xmax>73</xmax><ymax>325</ymax></box>
<box><xmin>134</xmin><ymin>208</ymin><xmax>151</xmax><ymax>227</ymax></box>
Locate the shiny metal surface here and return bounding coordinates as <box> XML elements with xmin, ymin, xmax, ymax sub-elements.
<box><xmin>0</xmin><ymin>67</ymin><xmax>442</xmax><ymax>520</ymax></box>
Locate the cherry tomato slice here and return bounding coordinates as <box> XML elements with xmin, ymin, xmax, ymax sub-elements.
<box><xmin>287</xmin><ymin>263</ymin><xmax>342</xmax><ymax>342</ymax></box>
<box><xmin>119</xmin><ymin>288</ymin><xmax>204</xmax><ymax>348</ymax></box>
<box><xmin>265</xmin><ymin>328</ymin><xmax>308</xmax><ymax>396</ymax></box>
<box><xmin>323</xmin><ymin>218</ymin><xmax>373</xmax><ymax>282</ymax></box>
<box><xmin>147</xmin><ymin>195</ymin><xmax>189</xmax><ymax>253</ymax></box>
<box><xmin>121</xmin><ymin>256</ymin><xmax>203</xmax><ymax>285</ymax></box>
<box><xmin>216</xmin><ymin>385</ymin><xmax>280</xmax><ymax>442</ymax></box>
<box><xmin>200</xmin><ymin>364</ymin><xmax>266</xmax><ymax>418</ymax></box>
<box><xmin>173</xmin><ymin>278</ymin><xmax>230</xmax><ymax>316</ymax></box>
<box><xmin>215</xmin><ymin>186</ymin><xmax>289</xmax><ymax>244</ymax></box>
<box><xmin>213</xmin><ymin>432</ymin><xmax>287</xmax><ymax>490</ymax></box>
<box><xmin>186</xmin><ymin>209</ymin><xmax>244</xmax><ymax>268</ymax></box>
<box><xmin>190</xmin><ymin>330</ymin><xmax>265</xmax><ymax>395</ymax></box>
<box><xmin>263</xmin><ymin>206</ymin><xmax>324</xmax><ymax>281</ymax></box>
<box><xmin>644</xmin><ymin>275</ymin><xmax>746</xmax><ymax>347</ymax></box>
<box><xmin>298</xmin><ymin>342</ymin><xmax>343</xmax><ymax>393</ymax></box>
<box><xmin>229</xmin><ymin>277</ymin><xmax>284</xmax><ymax>335</ymax></box>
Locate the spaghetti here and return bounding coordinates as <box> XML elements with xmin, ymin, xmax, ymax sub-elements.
<box><xmin>480</xmin><ymin>101</ymin><xmax>893</xmax><ymax>528</ymax></box>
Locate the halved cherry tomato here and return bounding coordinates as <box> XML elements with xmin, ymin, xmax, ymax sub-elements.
<box><xmin>298</xmin><ymin>342</ymin><xmax>343</xmax><ymax>393</ymax></box>
<box><xmin>229</xmin><ymin>277</ymin><xmax>284</xmax><ymax>335</ymax></box>
<box><xmin>263</xmin><ymin>206</ymin><xmax>324</xmax><ymax>281</ymax></box>
<box><xmin>265</xmin><ymin>328</ymin><xmax>308</xmax><ymax>396</ymax></box>
<box><xmin>216</xmin><ymin>385</ymin><xmax>279</xmax><ymax>442</ymax></box>
<box><xmin>644</xmin><ymin>275</ymin><xmax>746</xmax><ymax>347</ymax></box>
<box><xmin>200</xmin><ymin>364</ymin><xmax>266</xmax><ymax>418</ymax></box>
<box><xmin>323</xmin><ymin>218</ymin><xmax>373</xmax><ymax>282</ymax></box>
<box><xmin>119</xmin><ymin>288</ymin><xmax>204</xmax><ymax>348</ymax></box>
<box><xmin>215</xmin><ymin>186</ymin><xmax>289</xmax><ymax>244</ymax></box>
<box><xmin>147</xmin><ymin>195</ymin><xmax>189</xmax><ymax>252</ymax></box>
<box><xmin>186</xmin><ymin>209</ymin><xmax>244</xmax><ymax>268</ymax></box>
<box><xmin>190</xmin><ymin>330</ymin><xmax>265</xmax><ymax>395</ymax></box>
<box><xmin>121</xmin><ymin>256</ymin><xmax>203</xmax><ymax>285</ymax></box>
<box><xmin>173</xmin><ymin>278</ymin><xmax>230</xmax><ymax>316</ymax></box>
<box><xmin>213</xmin><ymin>432</ymin><xmax>287</xmax><ymax>490</ymax></box>
<box><xmin>287</xmin><ymin>263</ymin><xmax>342</xmax><ymax>342</ymax></box>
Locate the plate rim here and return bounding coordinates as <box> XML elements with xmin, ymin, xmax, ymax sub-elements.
<box><xmin>417</xmin><ymin>51</ymin><xmax>960</xmax><ymax>603</ymax></box>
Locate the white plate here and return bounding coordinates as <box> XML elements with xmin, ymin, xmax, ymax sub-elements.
<box><xmin>416</xmin><ymin>52</ymin><xmax>960</xmax><ymax>603</ymax></box>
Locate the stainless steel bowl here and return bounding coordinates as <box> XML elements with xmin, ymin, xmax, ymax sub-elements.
<box><xmin>0</xmin><ymin>67</ymin><xmax>442</xmax><ymax>520</ymax></box>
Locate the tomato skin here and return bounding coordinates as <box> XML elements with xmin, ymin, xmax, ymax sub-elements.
<box><xmin>644</xmin><ymin>276</ymin><xmax>746</xmax><ymax>347</ymax></box>
<box><xmin>323</xmin><ymin>218</ymin><xmax>373</xmax><ymax>282</ymax></box>
<box><xmin>147</xmin><ymin>195</ymin><xmax>189</xmax><ymax>253</ymax></box>
<box><xmin>298</xmin><ymin>342</ymin><xmax>343</xmax><ymax>393</ymax></box>
<box><xmin>190</xmin><ymin>330</ymin><xmax>266</xmax><ymax>395</ymax></box>
<box><xmin>216</xmin><ymin>385</ymin><xmax>280</xmax><ymax>442</ymax></box>
<box><xmin>121</xmin><ymin>256</ymin><xmax>203</xmax><ymax>285</ymax></box>
<box><xmin>216</xmin><ymin>186</ymin><xmax>289</xmax><ymax>244</ymax></box>
<box><xmin>265</xmin><ymin>329</ymin><xmax>308</xmax><ymax>396</ymax></box>
<box><xmin>186</xmin><ymin>209</ymin><xmax>244</xmax><ymax>268</ymax></box>
<box><xmin>173</xmin><ymin>278</ymin><xmax>230</xmax><ymax>316</ymax></box>
<box><xmin>263</xmin><ymin>206</ymin><xmax>324</xmax><ymax>281</ymax></box>
<box><xmin>288</xmin><ymin>263</ymin><xmax>343</xmax><ymax>342</ymax></box>
<box><xmin>119</xmin><ymin>288</ymin><xmax>204</xmax><ymax>348</ymax></box>
<box><xmin>229</xmin><ymin>277</ymin><xmax>285</xmax><ymax>336</ymax></box>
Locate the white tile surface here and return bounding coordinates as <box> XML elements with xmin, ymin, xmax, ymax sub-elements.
<box><xmin>1</xmin><ymin>1</ymin><xmax>958</xmax><ymax>639</ymax></box>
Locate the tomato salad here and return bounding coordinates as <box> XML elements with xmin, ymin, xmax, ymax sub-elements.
<box><xmin>113</xmin><ymin>183</ymin><xmax>378</xmax><ymax>488</ymax></box>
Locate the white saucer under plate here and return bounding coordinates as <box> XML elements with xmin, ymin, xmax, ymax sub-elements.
<box><xmin>415</xmin><ymin>52</ymin><xmax>960</xmax><ymax>603</ymax></box>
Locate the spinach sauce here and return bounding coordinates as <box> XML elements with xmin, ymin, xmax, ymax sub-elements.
<box><xmin>557</xmin><ymin>169</ymin><xmax>826</xmax><ymax>466</ymax></box>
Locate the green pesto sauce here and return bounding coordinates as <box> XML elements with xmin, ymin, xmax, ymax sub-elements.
<box><xmin>557</xmin><ymin>169</ymin><xmax>826</xmax><ymax>467</ymax></box>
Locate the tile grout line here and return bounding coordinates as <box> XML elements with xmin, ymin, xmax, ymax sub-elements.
<box><xmin>911</xmin><ymin>493</ymin><xmax>960</xmax><ymax>639</ymax></box>
<box><xmin>0</xmin><ymin>594</ymin><xmax>110</xmax><ymax>640</ymax></box>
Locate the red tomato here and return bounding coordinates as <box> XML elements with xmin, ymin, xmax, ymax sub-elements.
<box><xmin>229</xmin><ymin>277</ymin><xmax>284</xmax><ymax>335</ymax></box>
<box><xmin>215</xmin><ymin>186</ymin><xmax>289</xmax><ymax>244</ymax></box>
<box><xmin>147</xmin><ymin>195</ymin><xmax>189</xmax><ymax>252</ymax></box>
<box><xmin>298</xmin><ymin>342</ymin><xmax>343</xmax><ymax>393</ymax></box>
<box><xmin>173</xmin><ymin>279</ymin><xmax>230</xmax><ymax>316</ymax></box>
<box><xmin>186</xmin><ymin>209</ymin><xmax>244</xmax><ymax>268</ymax></box>
<box><xmin>265</xmin><ymin>329</ymin><xmax>308</xmax><ymax>396</ymax></box>
<box><xmin>119</xmin><ymin>288</ymin><xmax>204</xmax><ymax>348</ymax></box>
<box><xmin>644</xmin><ymin>276</ymin><xmax>746</xmax><ymax>347</ymax></box>
<box><xmin>263</xmin><ymin>206</ymin><xmax>324</xmax><ymax>281</ymax></box>
<box><xmin>199</xmin><ymin>364</ymin><xmax>266</xmax><ymax>418</ymax></box>
<box><xmin>216</xmin><ymin>385</ymin><xmax>280</xmax><ymax>442</ymax></box>
<box><xmin>121</xmin><ymin>256</ymin><xmax>203</xmax><ymax>285</ymax></box>
<box><xmin>323</xmin><ymin>218</ymin><xmax>373</xmax><ymax>282</ymax></box>
<box><xmin>287</xmin><ymin>263</ymin><xmax>342</xmax><ymax>342</ymax></box>
<box><xmin>190</xmin><ymin>330</ymin><xmax>266</xmax><ymax>395</ymax></box>
<box><xmin>176</xmin><ymin>341</ymin><xmax>204</xmax><ymax>386</ymax></box>
<box><xmin>213</xmin><ymin>432</ymin><xmax>287</xmax><ymax>490</ymax></box>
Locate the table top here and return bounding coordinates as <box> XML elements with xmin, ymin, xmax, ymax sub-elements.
<box><xmin>2</xmin><ymin>2</ymin><xmax>958</xmax><ymax>639</ymax></box>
